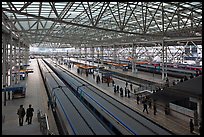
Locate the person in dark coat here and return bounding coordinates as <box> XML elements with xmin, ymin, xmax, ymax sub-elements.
<box><xmin>184</xmin><ymin>75</ymin><xmax>188</xmax><ymax>81</ymax></box>
<box><xmin>26</xmin><ymin>104</ymin><xmax>34</xmax><ymax>124</ymax></box>
<box><xmin>126</xmin><ymin>81</ymin><xmax>128</xmax><ymax>87</ymax></box>
<box><xmin>120</xmin><ymin>87</ymin><xmax>123</xmax><ymax>97</ymax></box>
<box><xmin>114</xmin><ymin>85</ymin><xmax>117</xmax><ymax>93</ymax></box>
<box><xmin>143</xmin><ymin>100</ymin><xmax>149</xmax><ymax>114</ymax></box>
<box><xmin>124</xmin><ymin>87</ymin><xmax>127</xmax><ymax>97</ymax></box>
<box><xmin>127</xmin><ymin>89</ymin><xmax>130</xmax><ymax>98</ymax></box>
<box><xmin>17</xmin><ymin>105</ymin><xmax>26</xmax><ymax>126</ymax></box>
<box><xmin>136</xmin><ymin>95</ymin><xmax>140</xmax><ymax>104</ymax></box>
<box><xmin>153</xmin><ymin>103</ymin><xmax>157</xmax><ymax>115</ymax></box>
<box><xmin>130</xmin><ymin>83</ymin><xmax>133</xmax><ymax>91</ymax></box>
<box><xmin>112</xmin><ymin>79</ymin><xmax>115</xmax><ymax>86</ymax></box>
<box><xmin>189</xmin><ymin>119</ymin><xmax>194</xmax><ymax>133</ymax></box>
<box><xmin>117</xmin><ymin>85</ymin><xmax>119</xmax><ymax>92</ymax></box>
<box><xmin>96</xmin><ymin>75</ymin><xmax>100</xmax><ymax>84</ymax></box>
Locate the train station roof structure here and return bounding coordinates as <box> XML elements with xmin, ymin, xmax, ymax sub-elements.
<box><xmin>2</xmin><ymin>2</ymin><xmax>202</xmax><ymax>48</ymax></box>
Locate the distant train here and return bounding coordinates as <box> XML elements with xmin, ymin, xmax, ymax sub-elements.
<box><xmin>84</xmin><ymin>58</ymin><xmax>202</xmax><ymax>78</ymax></box>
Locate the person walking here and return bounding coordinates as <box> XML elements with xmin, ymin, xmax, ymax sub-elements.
<box><xmin>189</xmin><ymin>119</ymin><xmax>194</xmax><ymax>133</ymax></box>
<box><xmin>26</xmin><ymin>104</ymin><xmax>34</xmax><ymax>124</ymax></box>
<box><xmin>17</xmin><ymin>105</ymin><xmax>26</xmax><ymax>126</ymax></box>
<box><xmin>142</xmin><ymin>100</ymin><xmax>149</xmax><ymax>114</ymax></box>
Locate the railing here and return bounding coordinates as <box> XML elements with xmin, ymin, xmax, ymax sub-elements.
<box><xmin>37</xmin><ymin>109</ymin><xmax>55</xmax><ymax>135</ymax></box>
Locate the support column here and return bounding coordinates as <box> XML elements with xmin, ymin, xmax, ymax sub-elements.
<box><xmin>161</xmin><ymin>40</ymin><xmax>165</xmax><ymax>80</ymax></box>
<box><xmin>97</xmin><ymin>48</ymin><xmax>99</xmax><ymax>68</ymax></box>
<box><xmin>14</xmin><ymin>40</ymin><xmax>18</xmax><ymax>84</ymax></box>
<box><xmin>132</xmin><ymin>43</ymin><xmax>137</xmax><ymax>73</ymax></box>
<box><xmin>79</xmin><ymin>46</ymin><xmax>81</xmax><ymax>63</ymax></box>
<box><xmin>165</xmin><ymin>42</ymin><xmax>168</xmax><ymax>78</ymax></box>
<box><xmin>25</xmin><ymin>45</ymin><xmax>29</xmax><ymax>65</ymax></box>
<box><xmin>9</xmin><ymin>30</ymin><xmax>13</xmax><ymax>100</ymax></box>
<box><xmin>161</xmin><ymin>2</ymin><xmax>165</xmax><ymax>81</ymax></box>
<box><xmin>113</xmin><ymin>45</ymin><xmax>117</xmax><ymax>63</ymax></box>
<box><xmin>17</xmin><ymin>41</ymin><xmax>21</xmax><ymax>82</ymax></box>
<box><xmin>101</xmin><ymin>46</ymin><xmax>104</xmax><ymax>66</ymax></box>
<box><xmin>85</xmin><ymin>46</ymin><xmax>87</xmax><ymax>65</ymax></box>
<box><xmin>2</xmin><ymin>33</ymin><xmax>7</xmax><ymax>106</ymax></box>
<box><xmin>91</xmin><ymin>46</ymin><xmax>94</xmax><ymax>66</ymax></box>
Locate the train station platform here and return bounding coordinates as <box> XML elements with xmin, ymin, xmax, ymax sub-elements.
<box><xmin>57</xmin><ymin>60</ymin><xmax>199</xmax><ymax>135</ymax></box>
<box><xmin>2</xmin><ymin>59</ymin><xmax>59</xmax><ymax>135</ymax></box>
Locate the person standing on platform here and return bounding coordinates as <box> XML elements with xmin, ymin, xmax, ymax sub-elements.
<box><xmin>86</xmin><ymin>70</ymin><xmax>88</xmax><ymax>77</ymax></box>
<box><xmin>112</xmin><ymin>79</ymin><xmax>115</xmax><ymax>86</ymax></box>
<box><xmin>184</xmin><ymin>75</ymin><xmax>188</xmax><ymax>81</ymax></box>
<box><xmin>189</xmin><ymin>119</ymin><xmax>194</xmax><ymax>133</ymax></box>
<box><xmin>126</xmin><ymin>81</ymin><xmax>128</xmax><ymax>87</ymax></box>
<box><xmin>117</xmin><ymin>85</ymin><xmax>119</xmax><ymax>93</ymax></box>
<box><xmin>134</xmin><ymin>88</ymin><xmax>136</xmax><ymax>94</ymax></box>
<box><xmin>26</xmin><ymin>104</ymin><xmax>34</xmax><ymax>124</ymax></box>
<box><xmin>127</xmin><ymin>89</ymin><xmax>130</xmax><ymax>98</ymax></box>
<box><xmin>165</xmin><ymin>77</ymin><xmax>169</xmax><ymax>87</ymax></box>
<box><xmin>136</xmin><ymin>95</ymin><xmax>140</xmax><ymax>104</ymax></box>
<box><xmin>96</xmin><ymin>75</ymin><xmax>100</xmax><ymax>84</ymax></box>
<box><xmin>107</xmin><ymin>80</ymin><xmax>110</xmax><ymax>87</ymax></box>
<box><xmin>17</xmin><ymin>105</ymin><xmax>26</xmax><ymax>126</ymax></box>
<box><xmin>130</xmin><ymin>83</ymin><xmax>133</xmax><ymax>91</ymax></box>
<box><xmin>153</xmin><ymin>103</ymin><xmax>157</xmax><ymax>115</ymax></box>
<box><xmin>124</xmin><ymin>87</ymin><xmax>127</xmax><ymax>97</ymax></box>
<box><xmin>114</xmin><ymin>85</ymin><xmax>117</xmax><ymax>93</ymax></box>
<box><xmin>120</xmin><ymin>87</ymin><xmax>123</xmax><ymax>97</ymax></box>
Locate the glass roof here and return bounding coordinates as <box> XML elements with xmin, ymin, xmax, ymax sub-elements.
<box><xmin>2</xmin><ymin>2</ymin><xmax>202</xmax><ymax>48</ymax></box>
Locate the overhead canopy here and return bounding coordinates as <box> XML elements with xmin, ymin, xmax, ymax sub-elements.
<box><xmin>148</xmin><ymin>75</ymin><xmax>202</xmax><ymax>104</ymax></box>
<box><xmin>2</xmin><ymin>2</ymin><xmax>202</xmax><ymax>48</ymax></box>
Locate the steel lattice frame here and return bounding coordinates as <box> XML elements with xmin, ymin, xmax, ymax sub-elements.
<box><xmin>2</xmin><ymin>2</ymin><xmax>202</xmax><ymax>48</ymax></box>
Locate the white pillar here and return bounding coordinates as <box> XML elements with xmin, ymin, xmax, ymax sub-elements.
<box><xmin>101</xmin><ymin>46</ymin><xmax>104</xmax><ymax>66</ymax></box>
<box><xmin>2</xmin><ymin>33</ymin><xmax>7</xmax><ymax>106</ymax></box>
<box><xmin>113</xmin><ymin>45</ymin><xmax>117</xmax><ymax>63</ymax></box>
<box><xmin>85</xmin><ymin>46</ymin><xmax>87</xmax><ymax>65</ymax></box>
<box><xmin>9</xmin><ymin>30</ymin><xmax>13</xmax><ymax>100</ymax></box>
<box><xmin>165</xmin><ymin>42</ymin><xmax>168</xmax><ymax>78</ymax></box>
<box><xmin>132</xmin><ymin>43</ymin><xmax>137</xmax><ymax>73</ymax></box>
<box><xmin>91</xmin><ymin>47</ymin><xmax>94</xmax><ymax>66</ymax></box>
<box><xmin>79</xmin><ymin>46</ymin><xmax>81</xmax><ymax>63</ymax></box>
<box><xmin>161</xmin><ymin>40</ymin><xmax>165</xmax><ymax>80</ymax></box>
